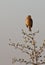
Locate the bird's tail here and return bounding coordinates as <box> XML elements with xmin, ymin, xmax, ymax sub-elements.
<box><xmin>28</xmin><ymin>26</ymin><xmax>32</xmax><ymax>31</ymax></box>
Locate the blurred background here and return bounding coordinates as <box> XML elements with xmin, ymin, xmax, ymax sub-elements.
<box><xmin>0</xmin><ymin>0</ymin><xmax>45</xmax><ymax>65</ymax></box>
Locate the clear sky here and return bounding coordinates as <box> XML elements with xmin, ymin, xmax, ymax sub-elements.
<box><xmin>0</xmin><ymin>0</ymin><xmax>45</xmax><ymax>65</ymax></box>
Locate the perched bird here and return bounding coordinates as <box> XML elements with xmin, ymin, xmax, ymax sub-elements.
<box><xmin>25</xmin><ymin>15</ymin><xmax>33</xmax><ymax>31</ymax></box>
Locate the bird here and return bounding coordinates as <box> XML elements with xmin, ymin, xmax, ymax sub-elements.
<box><xmin>25</xmin><ymin>15</ymin><xmax>33</xmax><ymax>31</ymax></box>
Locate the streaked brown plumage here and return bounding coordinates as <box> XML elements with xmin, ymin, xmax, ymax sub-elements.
<box><xmin>25</xmin><ymin>15</ymin><xmax>33</xmax><ymax>31</ymax></box>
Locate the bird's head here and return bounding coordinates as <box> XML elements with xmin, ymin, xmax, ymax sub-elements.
<box><xmin>27</xmin><ymin>15</ymin><xmax>31</xmax><ymax>19</ymax></box>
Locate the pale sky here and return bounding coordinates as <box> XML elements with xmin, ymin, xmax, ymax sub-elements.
<box><xmin>0</xmin><ymin>0</ymin><xmax>45</xmax><ymax>65</ymax></box>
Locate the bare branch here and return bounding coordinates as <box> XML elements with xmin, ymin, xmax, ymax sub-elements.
<box><xmin>12</xmin><ymin>57</ymin><xmax>33</xmax><ymax>64</ymax></box>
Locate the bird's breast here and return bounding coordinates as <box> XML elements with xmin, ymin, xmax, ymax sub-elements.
<box><xmin>25</xmin><ymin>19</ymin><xmax>31</xmax><ymax>26</ymax></box>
